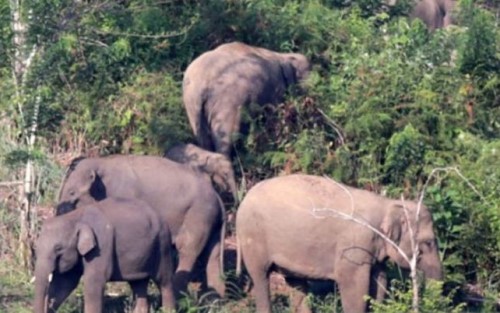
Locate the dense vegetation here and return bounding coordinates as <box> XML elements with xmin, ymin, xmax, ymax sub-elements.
<box><xmin>0</xmin><ymin>0</ymin><xmax>499</xmax><ymax>312</ymax></box>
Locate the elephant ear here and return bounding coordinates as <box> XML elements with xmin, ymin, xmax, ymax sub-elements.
<box><xmin>76</xmin><ymin>223</ymin><xmax>96</xmax><ymax>255</ymax></box>
<box><xmin>281</xmin><ymin>60</ymin><xmax>297</xmax><ymax>87</ymax></box>
<box><xmin>77</xmin><ymin>205</ymin><xmax>112</xmax><ymax>256</ymax></box>
<box><xmin>380</xmin><ymin>206</ymin><xmax>404</xmax><ymax>243</ymax></box>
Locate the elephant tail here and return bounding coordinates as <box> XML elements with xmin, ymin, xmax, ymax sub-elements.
<box><xmin>215</xmin><ymin>193</ymin><xmax>226</xmax><ymax>277</ymax></box>
<box><xmin>183</xmin><ymin>80</ymin><xmax>214</xmax><ymax>151</ymax></box>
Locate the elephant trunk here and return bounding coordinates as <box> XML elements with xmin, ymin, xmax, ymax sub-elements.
<box><xmin>33</xmin><ymin>263</ymin><xmax>54</xmax><ymax>313</ymax></box>
<box><xmin>419</xmin><ymin>251</ymin><xmax>443</xmax><ymax>281</ymax></box>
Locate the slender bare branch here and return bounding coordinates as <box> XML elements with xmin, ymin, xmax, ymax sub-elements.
<box><xmin>310</xmin><ymin>207</ymin><xmax>412</xmax><ymax>266</ymax></box>
<box><xmin>0</xmin><ymin>181</ymin><xmax>23</xmax><ymax>187</ymax></box>
<box><xmin>317</xmin><ymin>108</ymin><xmax>346</xmax><ymax>146</ymax></box>
<box><xmin>324</xmin><ymin>176</ymin><xmax>356</xmax><ymax>215</ymax></box>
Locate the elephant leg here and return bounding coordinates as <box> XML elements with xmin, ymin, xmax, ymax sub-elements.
<box><xmin>153</xmin><ymin>252</ymin><xmax>176</xmax><ymax>311</ymax></box>
<box><xmin>159</xmin><ymin>282</ymin><xmax>176</xmax><ymax>313</ymax></box>
<box><xmin>82</xmin><ymin>274</ymin><xmax>106</xmax><ymax>313</ymax></box>
<box><xmin>369</xmin><ymin>263</ymin><xmax>388</xmax><ymax>302</ymax></box>
<box><xmin>249</xmin><ymin>268</ymin><xmax>271</xmax><ymax>313</ymax></box>
<box><xmin>337</xmin><ymin>265</ymin><xmax>371</xmax><ymax>313</ymax></box>
<box><xmin>286</xmin><ymin>277</ymin><xmax>312</xmax><ymax>313</ymax></box>
<box><xmin>243</xmin><ymin>248</ymin><xmax>272</xmax><ymax>313</ymax></box>
<box><xmin>173</xmin><ymin>221</ymin><xmax>212</xmax><ymax>299</ymax></box>
<box><xmin>203</xmin><ymin>230</ymin><xmax>225</xmax><ymax>298</ymax></box>
<box><xmin>208</xmin><ymin>98</ymin><xmax>242</xmax><ymax>157</ymax></box>
<box><xmin>129</xmin><ymin>279</ymin><xmax>149</xmax><ymax>313</ymax></box>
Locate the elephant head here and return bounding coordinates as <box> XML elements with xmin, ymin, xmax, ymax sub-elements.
<box><xmin>380</xmin><ymin>200</ymin><xmax>442</xmax><ymax>280</ymax></box>
<box><xmin>33</xmin><ymin>207</ymin><xmax>104</xmax><ymax>313</ymax></box>
<box><xmin>165</xmin><ymin>143</ymin><xmax>238</xmax><ymax>203</ymax></box>
<box><xmin>280</xmin><ymin>53</ymin><xmax>311</xmax><ymax>87</ymax></box>
<box><xmin>56</xmin><ymin>157</ymin><xmax>106</xmax><ymax>215</ymax></box>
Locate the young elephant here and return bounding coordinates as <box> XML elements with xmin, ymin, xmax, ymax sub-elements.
<box><xmin>34</xmin><ymin>198</ymin><xmax>175</xmax><ymax>313</ymax></box>
<box><xmin>236</xmin><ymin>174</ymin><xmax>442</xmax><ymax>313</ymax></box>
<box><xmin>183</xmin><ymin>41</ymin><xmax>310</xmax><ymax>157</ymax></box>
<box><xmin>165</xmin><ymin>143</ymin><xmax>238</xmax><ymax>204</ymax></box>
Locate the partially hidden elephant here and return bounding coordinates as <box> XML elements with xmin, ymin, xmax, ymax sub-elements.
<box><xmin>411</xmin><ymin>0</ymin><xmax>456</xmax><ymax>30</ymax></box>
<box><xmin>236</xmin><ymin>174</ymin><xmax>443</xmax><ymax>313</ymax></box>
<box><xmin>165</xmin><ymin>143</ymin><xmax>238</xmax><ymax>204</ymax></box>
<box><xmin>183</xmin><ymin>41</ymin><xmax>311</xmax><ymax>157</ymax></box>
<box><xmin>55</xmin><ymin>155</ymin><xmax>226</xmax><ymax>299</ymax></box>
<box><xmin>34</xmin><ymin>198</ymin><xmax>175</xmax><ymax>313</ymax></box>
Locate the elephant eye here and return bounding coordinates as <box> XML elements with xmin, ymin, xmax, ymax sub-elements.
<box><xmin>54</xmin><ymin>243</ymin><xmax>63</xmax><ymax>253</ymax></box>
<box><xmin>421</xmin><ymin>240</ymin><xmax>434</xmax><ymax>250</ymax></box>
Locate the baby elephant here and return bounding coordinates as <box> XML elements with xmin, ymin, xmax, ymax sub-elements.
<box><xmin>165</xmin><ymin>143</ymin><xmax>238</xmax><ymax>203</ymax></box>
<box><xmin>33</xmin><ymin>198</ymin><xmax>175</xmax><ymax>313</ymax></box>
<box><xmin>236</xmin><ymin>174</ymin><xmax>442</xmax><ymax>313</ymax></box>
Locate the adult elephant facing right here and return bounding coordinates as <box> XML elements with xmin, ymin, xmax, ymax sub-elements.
<box><xmin>183</xmin><ymin>42</ymin><xmax>310</xmax><ymax>157</ymax></box>
<box><xmin>236</xmin><ymin>174</ymin><xmax>442</xmax><ymax>313</ymax></box>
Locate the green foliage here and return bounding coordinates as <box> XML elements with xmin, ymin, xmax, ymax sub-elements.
<box><xmin>0</xmin><ymin>0</ymin><xmax>499</xmax><ymax>311</ymax></box>
<box><xmin>385</xmin><ymin>124</ymin><xmax>427</xmax><ymax>185</ymax></box>
<box><xmin>369</xmin><ymin>280</ymin><xmax>465</xmax><ymax>313</ymax></box>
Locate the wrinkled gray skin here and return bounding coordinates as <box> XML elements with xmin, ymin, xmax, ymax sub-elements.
<box><xmin>56</xmin><ymin>155</ymin><xmax>226</xmax><ymax>300</ymax></box>
<box><xmin>411</xmin><ymin>0</ymin><xmax>456</xmax><ymax>30</ymax></box>
<box><xmin>34</xmin><ymin>198</ymin><xmax>175</xmax><ymax>313</ymax></box>
<box><xmin>236</xmin><ymin>174</ymin><xmax>443</xmax><ymax>313</ymax></box>
<box><xmin>183</xmin><ymin>41</ymin><xmax>311</xmax><ymax>157</ymax></box>
<box><xmin>165</xmin><ymin>143</ymin><xmax>238</xmax><ymax>204</ymax></box>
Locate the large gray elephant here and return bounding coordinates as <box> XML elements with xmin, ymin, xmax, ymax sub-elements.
<box><xmin>165</xmin><ymin>143</ymin><xmax>238</xmax><ymax>204</ymax></box>
<box><xmin>183</xmin><ymin>41</ymin><xmax>311</xmax><ymax>157</ymax></box>
<box><xmin>55</xmin><ymin>155</ymin><xmax>226</xmax><ymax>299</ymax></box>
<box><xmin>411</xmin><ymin>0</ymin><xmax>456</xmax><ymax>30</ymax></box>
<box><xmin>34</xmin><ymin>198</ymin><xmax>175</xmax><ymax>313</ymax></box>
<box><xmin>236</xmin><ymin>174</ymin><xmax>442</xmax><ymax>313</ymax></box>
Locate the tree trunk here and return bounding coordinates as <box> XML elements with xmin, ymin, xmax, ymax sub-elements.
<box><xmin>10</xmin><ymin>0</ymin><xmax>40</xmax><ymax>271</ymax></box>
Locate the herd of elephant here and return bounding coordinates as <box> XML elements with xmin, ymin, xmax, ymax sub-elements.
<box><xmin>32</xmin><ymin>3</ymin><xmax>455</xmax><ymax>311</ymax></box>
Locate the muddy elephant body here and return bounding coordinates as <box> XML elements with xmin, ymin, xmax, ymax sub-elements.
<box><xmin>411</xmin><ymin>0</ymin><xmax>456</xmax><ymax>30</ymax></box>
<box><xmin>165</xmin><ymin>143</ymin><xmax>238</xmax><ymax>204</ymax></box>
<box><xmin>236</xmin><ymin>174</ymin><xmax>442</xmax><ymax>313</ymax></box>
<box><xmin>183</xmin><ymin>41</ymin><xmax>310</xmax><ymax>157</ymax></box>
<box><xmin>56</xmin><ymin>155</ymin><xmax>225</xmax><ymax>299</ymax></box>
<box><xmin>34</xmin><ymin>198</ymin><xmax>175</xmax><ymax>313</ymax></box>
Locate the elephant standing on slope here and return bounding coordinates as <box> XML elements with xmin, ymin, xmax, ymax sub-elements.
<box><xmin>165</xmin><ymin>143</ymin><xmax>238</xmax><ymax>204</ymax></box>
<box><xmin>183</xmin><ymin>41</ymin><xmax>311</xmax><ymax>157</ymax></box>
<box><xmin>34</xmin><ymin>198</ymin><xmax>175</xmax><ymax>313</ymax></box>
<box><xmin>55</xmin><ymin>155</ymin><xmax>226</xmax><ymax>300</ymax></box>
<box><xmin>411</xmin><ymin>0</ymin><xmax>456</xmax><ymax>30</ymax></box>
<box><xmin>236</xmin><ymin>174</ymin><xmax>442</xmax><ymax>313</ymax></box>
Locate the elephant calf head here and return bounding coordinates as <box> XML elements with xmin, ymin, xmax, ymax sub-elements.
<box><xmin>165</xmin><ymin>143</ymin><xmax>238</xmax><ymax>202</ymax></box>
<box><xmin>33</xmin><ymin>208</ymin><xmax>98</xmax><ymax>313</ymax></box>
<box><xmin>56</xmin><ymin>157</ymin><xmax>106</xmax><ymax>215</ymax></box>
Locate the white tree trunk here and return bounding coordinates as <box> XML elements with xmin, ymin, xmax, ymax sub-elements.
<box><xmin>10</xmin><ymin>0</ymin><xmax>40</xmax><ymax>271</ymax></box>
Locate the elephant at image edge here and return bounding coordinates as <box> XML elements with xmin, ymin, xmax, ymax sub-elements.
<box><xmin>411</xmin><ymin>0</ymin><xmax>456</xmax><ymax>30</ymax></box>
<box><xmin>56</xmin><ymin>155</ymin><xmax>226</xmax><ymax>299</ymax></box>
<box><xmin>236</xmin><ymin>174</ymin><xmax>442</xmax><ymax>313</ymax></box>
<box><xmin>165</xmin><ymin>143</ymin><xmax>238</xmax><ymax>204</ymax></box>
<box><xmin>183</xmin><ymin>41</ymin><xmax>311</xmax><ymax>157</ymax></box>
<box><xmin>34</xmin><ymin>198</ymin><xmax>175</xmax><ymax>313</ymax></box>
